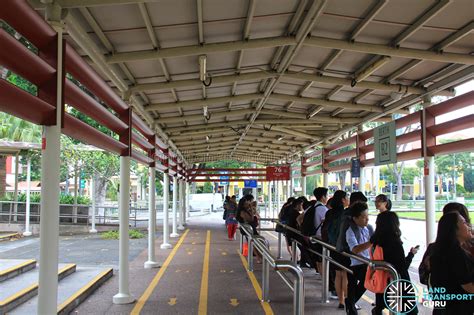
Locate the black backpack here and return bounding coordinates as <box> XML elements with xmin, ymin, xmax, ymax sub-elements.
<box><xmin>301</xmin><ymin>204</ymin><xmax>325</xmax><ymax>236</ymax></box>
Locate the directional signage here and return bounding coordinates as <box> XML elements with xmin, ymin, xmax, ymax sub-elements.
<box><xmin>80</xmin><ymin>179</ymin><xmax>86</xmax><ymax>189</ymax></box>
<box><xmin>374</xmin><ymin>121</ymin><xmax>397</xmax><ymax>166</ymax></box>
<box><xmin>266</xmin><ymin>165</ymin><xmax>290</xmax><ymax>181</ymax></box>
<box><xmin>220</xmin><ymin>171</ymin><xmax>229</xmax><ymax>185</ymax></box>
<box><xmin>351</xmin><ymin>158</ymin><xmax>361</xmax><ymax>178</ymax></box>
<box><xmin>244</xmin><ymin>180</ymin><xmax>257</xmax><ymax>188</ymax></box>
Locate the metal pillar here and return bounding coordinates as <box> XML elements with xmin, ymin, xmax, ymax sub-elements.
<box><xmin>359</xmin><ymin>167</ymin><xmax>365</xmax><ymax>193</ymax></box>
<box><xmin>276</xmin><ymin>181</ymin><xmax>281</xmax><ymax>211</ymax></box>
<box><xmin>287</xmin><ymin>179</ymin><xmax>291</xmax><ymax>199</ymax></box>
<box><xmin>145</xmin><ymin>167</ymin><xmax>159</xmax><ymax>268</ymax></box>
<box><xmin>323</xmin><ymin>173</ymin><xmax>328</xmax><ymax>188</ymax></box>
<box><xmin>178</xmin><ymin>180</ymin><xmax>185</xmax><ymax>230</ymax></box>
<box><xmin>89</xmin><ymin>175</ymin><xmax>97</xmax><ymax>233</ymax></box>
<box><xmin>37</xmin><ymin>18</ymin><xmax>63</xmax><ymax>315</ymax></box>
<box><xmin>321</xmin><ymin>247</ymin><xmax>330</xmax><ymax>303</ymax></box>
<box><xmin>302</xmin><ymin>176</ymin><xmax>307</xmax><ymax>197</ymax></box>
<box><xmin>23</xmin><ymin>157</ymin><xmax>32</xmax><ymax>236</ymax></box>
<box><xmin>185</xmin><ymin>181</ymin><xmax>190</xmax><ymax>225</ymax></box>
<box><xmin>161</xmin><ymin>173</ymin><xmax>172</xmax><ymax>249</ymax></box>
<box><xmin>423</xmin><ymin>97</ymin><xmax>436</xmax><ymax>244</ymax></box>
<box><xmin>113</xmin><ymin>156</ymin><xmax>135</xmax><ymax>304</ymax></box>
<box><xmin>277</xmin><ymin>232</ymin><xmax>283</xmax><ymax>259</ymax></box>
<box><xmin>425</xmin><ymin>157</ymin><xmax>436</xmax><ymax>243</ymax></box>
<box><xmin>13</xmin><ymin>152</ymin><xmax>19</xmax><ymax>221</ymax></box>
<box><xmin>171</xmin><ymin>176</ymin><xmax>179</xmax><ymax>237</ymax></box>
<box><xmin>262</xmin><ymin>259</ymin><xmax>270</xmax><ymax>302</ymax></box>
<box><xmin>268</xmin><ymin>181</ymin><xmax>273</xmax><ymax>219</ymax></box>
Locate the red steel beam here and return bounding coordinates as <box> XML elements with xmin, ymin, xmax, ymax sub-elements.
<box><xmin>427</xmin><ymin>91</ymin><xmax>474</xmax><ymax>117</ymax></box>
<box><xmin>189</xmin><ymin>179</ymin><xmax>267</xmax><ymax>182</ymax></box>
<box><xmin>397</xmin><ymin>129</ymin><xmax>421</xmax><ymax>146</ymax></box>
<box><xmin>187</xmin><ymin>168</ymin><xmax>266</xmax><ymax>173</ymax></box>
<box><xmin>305</xmin><ymin>168</ymin><xmax>323</xmax><ymax>176</ymax></box>
<box><xmin>0</xmin><ymin>28</ymin><xmax>55</xmax><ymax>86</ymax></box>
<box><xmin>132</xmin><ymin>132</ymin><xmax>154</xmax><ymax>151</ymax></box>
<box><xmin>325</xmin><ymin>148</ymin><xmax>357</xmax><ymax>163</ymax></box>
<box><xmin>132</xmin><ymin>149</ymin><xmax>153</xmax><ymax>166</ymax></box>
<box><xmin>327</xmin><ymin>163</ymin><xmax>351</xmax><ymax>173</ymax></box>
<box><xmin>305</xmin><ymin>158</ymin><xmax>322</xmax><ymax>168</ymax></box>
<box><xmin>427</xmin><ymin>114</ymin><xmax>474</xmax><ymax>137</ymax></box>
<box><xmin>0</xmin><ymin>0</ymin><xmax>56</xmax><ymax>50</ymax></box>
<box><xmin>305</xmin><ymin>149</ymin><xmax>322</xmax><ymax>159</ymax></box>
<box><xmin>0</xmin><ymin>79</ymin><xmax>55</xmax><ymax>125</ymax></box>
<box><xmin>326</xmin><ymin>137</ymin><xmax>356</xmax><ymax>153</ymax></box>
<box><xmin>65</xmin><ymin>45</ymin><xmax>128</xmax><ymax>115</ymax></box>
<box><xmin>132</xmin><ymin>112</ymin><xmax>154</xmax><ymax>138</ymax></box>
<box><xmin>63</xmin><ymin>114</ymin><xmax>127</xmax><ymax>155</ymax></box>
<box><xmin>65</xmin><ymin>80</ymin><xmax>128</xmax><ymax>134</ymax></box>
<box><xmin>192</xmin><ymin>173</ymin><xmax>266</xmax><ymax>177</ymax></box>
<box><xmin>429</xmin><ymin>138</ymin><xmax>474</xmax><ymax>156</ymax></box>
<box><xmin>395</xmin><ymin>112</ymin><xmax>420</xmax><ymax>130</ymax></box>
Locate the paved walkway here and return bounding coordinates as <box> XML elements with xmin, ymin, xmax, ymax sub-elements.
<box><xmin>0</xmin><ymin>212</ymin><xmax>434</xmax><ymax>314</ymax></box>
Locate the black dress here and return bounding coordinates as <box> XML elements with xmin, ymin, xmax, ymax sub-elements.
<box><xmin>430</xmin><ymin>245</ymin><xmax>474</xmax><ymax>314</ymax></box>
<box><xmin>372</xmin><ymin>239</ymin><xmax>418</xmax><ymax>315</ymax></box>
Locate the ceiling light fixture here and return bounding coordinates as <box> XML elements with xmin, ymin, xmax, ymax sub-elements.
<box><xmin>277</xmin><ymin>136</ymin><xmax>284</xmax><ymax>141</ymax></box>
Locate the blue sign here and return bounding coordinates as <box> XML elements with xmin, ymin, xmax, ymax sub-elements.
<box><xmin>351</xmin><ymin>158</ymin><xmax>361</xmax><ymax>178</ymax></box>
<box><xmin>244</xmin><ymin>180</ymin><xmax>257</xmax><ymax>188</ymax></box>
<box><xmin>220</xmin><ymin>176</ymin><xmax>229</xmax><ymax>185</ymax></box>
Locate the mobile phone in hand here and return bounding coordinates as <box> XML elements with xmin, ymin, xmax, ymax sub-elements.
<box><xmin>414</xmin><ymin>245</ymin><xmax>420</xmax><ymax>249</ymax></box>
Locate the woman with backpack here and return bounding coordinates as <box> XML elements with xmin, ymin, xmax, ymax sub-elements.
<box><xmin>325</xmin><ymin>190</ymin><xmax>350</xmax><ymax>309</ymax></box>
<box><xmin>370</xmin><ymin>211</ymin><xmax>419</xmax><ymax>315</ymax></box>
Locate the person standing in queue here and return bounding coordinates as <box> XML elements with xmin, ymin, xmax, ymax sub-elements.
<box><xmin>374</xmin><ymin>194</ymin><xmax>392</xmax><ymax>213</ymax></box>
<box><xmin>370</xmin><ymin>211</ymin><xmax>419</xmax><ymax>315</ymax></box>
<box><xmin>430</xmin><ymin>211</ymin><xmax>473</xmax><ymax>314</ymax></box>
<box><xmin>344</xmin><ymin>202</ymin><xmax>373</xmax><ymax>315</ymax></box>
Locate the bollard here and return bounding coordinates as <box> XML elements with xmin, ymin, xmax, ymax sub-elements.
<box><xmin>277</xmin><ymin>232</ymin><xmax>283</xmax><ymax>259</ymax></box>
<box><xmin>321</xmin><ymin>247</ymin><xmax>330</xmax><ymax>303</ymax></box>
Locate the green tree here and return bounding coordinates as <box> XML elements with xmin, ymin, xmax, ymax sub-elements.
<box><xmin>0</xmin><ymin>113</ymin><xmax>41</xmax><ymax>196</ymax></box>
<box><xmin>435</xmin><ymin>151</ymin><xmax>472</xmax><ymax>197</ymax></box>
<box><xmin>203</xmin><ymin>182</ymin><xmax>213</xmax><ymax>193</ymax></box>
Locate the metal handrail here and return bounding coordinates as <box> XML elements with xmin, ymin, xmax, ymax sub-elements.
<box><xmin>240</xmin><ymin>223</ymin><xmax>305</xmax><ymax>315</ymax></box>
<box><xmin>272</xmin><ymin>219</ymin><xmax>400</xmax><ymax>303</ymax></box>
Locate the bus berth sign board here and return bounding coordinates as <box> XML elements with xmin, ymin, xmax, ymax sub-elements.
<box><xmin>374</xmin><ymin>121</ymin><xmax>397</xmax><ymax>166</ymax></box>
<box><xmin>266</xmin><ymin>165</ymin><xmax>290</xmax><ymax>181</ymax></box>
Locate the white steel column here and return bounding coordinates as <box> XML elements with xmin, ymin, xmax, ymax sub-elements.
<box><xmin>145</xmin><ymin>167</ymin><xmax>159</xmax><ymax>268</ymax></box>
<box><xmin>302</xmin><ymin>176</ymin><xmax>307</xmax><ymax>197</ymax></box>
<box><xmin>323</xmin><ymin>173</ymin><xmax>328</xmax><ymax>187</ymax></box>
<box><xmin>276</xmin><ymin>181</ymin><xmax>281</xmax><ymax>211</ymax></box>
<box><xmin>423</xmin><ymin>97</ymin><xmax>436</xmax><ymax>244</ymax></box>
<box><xmin>178</xmin><ymin>180</ymin><xmax>185</xmax><ymax>230</ymax></box>
<box><xmin>359</xmin><ymin>167</ymin><xmax>366</xmax><ymax>194</ymax></box>
<box><xmin>425</xmin><ymin>157</ymin><xmax>436</xmax><ymax>243</ymax></box>
<box><xmin>268</xmin><ymin>181</ymin><xmax>273</xmax><ymax>219</ymax></box>
<box><xmin>89</xmin><ymin>175</ymin><xmax>97</xmax><ymax>233</ymax></box>
<box><xmin>113</xmin><ymin>156</ymin><xmax>134</xmax><ymax>304</ymax></box>
<box><xmin>287</xmin><ymin>179</ymin><xmax>291</xmax><ymax>199</ymax></box>
<box><xmin>37</xmin><ymin>16</ymin><xmax>63</xmax><ymax>314</ymax></box>
<box><xmin>171</xmin><ymin>176</ymin><xmax>179</xmax><ymax>237</ymax></box>
<box><xmin>185</xmin><ymin>181</ymin><xmax>190</xmax><ymax>225</ymax></box>
<box><xmin>23</xmin><ymin>157</ymin><xmax>32</xmax><ymax>236</ymax></box>
<box><xmin>161</xmin><ymin>173</ymin><xmax>172</xmax><ymax>249</ymax></box>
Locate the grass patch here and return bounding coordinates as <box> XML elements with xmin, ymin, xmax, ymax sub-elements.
<box><xmin>390</xmin><ymin>211</ymin><xmax>474</xmax><ymax>222</ymax></box>
<box><xmin>101</xmin><ymin>229</ymin><xmax>145</xmax><ymax>240</ymax></box>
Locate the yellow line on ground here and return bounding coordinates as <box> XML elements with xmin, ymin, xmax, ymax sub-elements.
<box><xmin>237</xmin><ymin>250</ymin><xmax>274</xmax><ymax>315</ymax></box>
<box><xmin>198</xmin><ymin>230</ymin><xmax>211</xmax><ymax>315</ymax></box>
<box><xmin>0</xmin><ymin>259</ymin><xmax>36</xmax><ymax>277</ymax></box>
<box><xmin>57</xmin><ymin>268</ymin><xmax>113</xmax><ymax>313</ymax></box>
<box><xmin>131</xmin><ymin>229</ymin><xmax>189</xmax><ymax>315</ymax></box>
<box><xmin>0</xmin><ymin>233</ymin><xmax>19</xmax><ymax>240</ymax></box>
<box><xmin>264</xmin><ymin>231</ymin><xmax>278</xmax><ymax>240</ymax></box>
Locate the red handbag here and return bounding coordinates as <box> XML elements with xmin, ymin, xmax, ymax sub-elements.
<box><xmin>364</xmin><ymin>245</ymin><xmax>391</xmax><ymax>293</ymax></box>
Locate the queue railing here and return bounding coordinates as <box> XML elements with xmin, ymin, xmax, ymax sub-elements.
<box><xmin>273</xmin><ymin>220</ymin><xmax>400</xmax><ymax>304</ymax></box>
<box><xmin>239</xmin><ymin>223</ymin><xmax>305</xmax><ymax>315</ymax></box>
